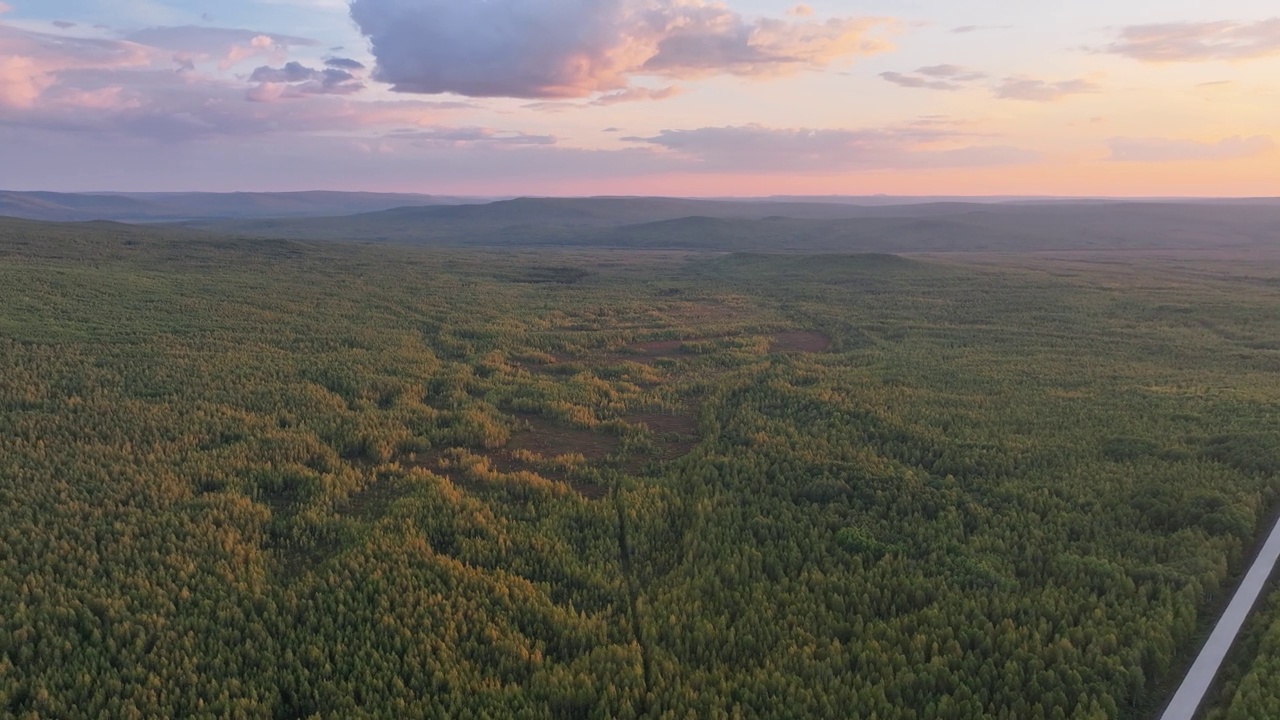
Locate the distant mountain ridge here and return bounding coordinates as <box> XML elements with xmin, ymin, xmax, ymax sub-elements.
<box><xmin>184</xmin><ymin>197</ymin><xmax>1280</xmax><ymax>254</ymax></box>
<box><xmin>4</xmin><ymin>192</ymin><xmax>1279</xmax><ymax>255</ymax></box>
<box><xmin>0</xmin><ymin>190</ymin><xmax>481</xmax><ymax>222</ymax></box>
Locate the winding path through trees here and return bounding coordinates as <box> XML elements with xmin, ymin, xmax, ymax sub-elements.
<box><xmin>1160</xmin><ymin>513</ymin><xmax>1280</xmax><ymax>720</ymax></box>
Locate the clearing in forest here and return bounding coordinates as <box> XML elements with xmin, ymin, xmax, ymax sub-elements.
<box><xmin>770</xmin><ymin>330</ymin><xmax>832</xmax><ymax>353</ymax></box>
<box><xmin>508</xmin><ymin>413</ymin><xmax>619</xmax><ymax>460</ymax></box>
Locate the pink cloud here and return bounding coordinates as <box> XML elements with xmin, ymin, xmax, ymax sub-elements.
<box><xmin>0</xmin><ymin>25</ymin><xmax>151</xmax><ymax>109</ymax></box>
<box><xmin>0</xmin><ymin>3</ymin><xmax>12</xmax><ymax>15</ymax></box>
<box><xmin>0</xmin><ymin>57</ymin><xmax>52</xmax><ymax>108</ymax></box>
<box><xmin>349</xmin><ymin>0</ymin><xmax>896</xmax><ymax>99</ymax></box>
<box><xmin>220</xmin><ymin>35</ymin><xmax>279</xmax><ymax>71</ymax></box>
<box><xmin>593</xmin><ymin>85</ymin><xmax>681</xmax><ymax>105</ymax></box>
<box><xmin>48</xmin><ymin>85</ymin><xmax>139</xmax><ymax>111</ymax></box>
<box><xmin>0</xmin><ymin>21</ymin><xmax>440</xmax><ymax>138</ymax></box>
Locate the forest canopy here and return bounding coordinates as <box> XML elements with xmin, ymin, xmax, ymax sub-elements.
<box><xmin>1</xmin><ymin>219</ymin><xmax>1278</xmax><ymax>718</ymax></box>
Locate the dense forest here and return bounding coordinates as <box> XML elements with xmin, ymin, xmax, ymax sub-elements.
<box><xmin>1</xmin><ymin>219</ymin><xmax>1279</xmax><ymax>718</ymax></box>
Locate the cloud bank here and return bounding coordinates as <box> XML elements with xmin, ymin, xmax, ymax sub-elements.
<box><xmin>347</xmin><ymin>0</ymin><xmax>894</xmax><ymax>98</ymax></box>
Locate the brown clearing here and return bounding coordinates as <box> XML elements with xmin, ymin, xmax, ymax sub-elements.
<box><xmin>622</xmin><ymin>409</ymin><xmax>701</xmax><ymax>469</ymax></box>
<box><xmin>771</xmin><ymin>331</ymin><xmax>832</xmax><ymax>354</ymax></box>
<box><xmin>509</xmin><ymin>414</ymin><xmax>620</xmax><ymax>460</ymax></box>
<box><xmin>604</xmin><ymin>337</ymin><xmax>716</xmax><ymax>366</ymax></box>
<box><xmin>627</xmin><ymin>410</ymin><xmax>698</xmax><ymax>437</ymax></box>
<box><xmin>632</xmin><ymin>339</ymin><xmax>687</xmax><ymax>354</ymax></box>
<box><xmin>338</xmin><ymin>475</ymin><xmax>413</xmax><ymax>521</ymax></box>
<box><xmin>398</xmin><ymin>447</ymin><xmax>609</xmax><ymax>500</ymax></box>
<box><xmin>486</xmin><ymin>451</ymin><xmax>610</xmax><ymax>500</ymax></box>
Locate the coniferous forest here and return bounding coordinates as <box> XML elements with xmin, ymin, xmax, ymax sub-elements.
<box><xmin>2</xmin><ymin>220</ymin><xmax>1279</xmax><ymax>719</ymax></box>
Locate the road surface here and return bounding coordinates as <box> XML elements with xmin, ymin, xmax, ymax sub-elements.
<box><xmin>1160</xmin><ymin>512</ymin><xmax>1280</xmax><ymax>720</ymax></box>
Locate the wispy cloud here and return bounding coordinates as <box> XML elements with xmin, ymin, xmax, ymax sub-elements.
<box><xmin>881</xmin><ymin>64</ymin><xmax>987</xmax><ymax>91</ymax></box>
<box><xmin>124</xmin><ymin>26</ymin><xmax>317</xmax><ymax>54</ymax></box>
<box><xmin>622</xmin><ymin>123</ymin><xmax>1038</xmax><ymax>172</ymax></box>
<box><xmin>386</xmin><ymin>127</ymin><xmax>558</xmax><ymax>147</ymax></box>
<box><xmin>951</xmin><ymin>24</ymin><xmax>1013</xmax><ymax>34</ymax></box>
<box><xmin>525</xmin><ymin>85</ymin><xmax>682</xmax><ymax>111</ymax></box>
<box><xmin>247</xmin><ymin>61</ymin><xmax>364</xmax><ymax>100</ymax></box>
<box><xmin>325</xmin><ymin>57</ymin><xmax>366</xmax><ymax>71</ymax></box>
<box><xmin>1108</xmin><ymin>135</ymin><xmax>1275</xmax><ymax>162</ymax></box>
<box><xmin>1104</xmin><ymin>19</ymin><xmax>1280</xmax><ymax>62</ymax></box>
<box><xmin>348</xmin><ymin>0</ymin><xmax>896</xmax><ymax>99</ymax></box>
<box><xmin>880</xmin><ymin>66</ymin><xmax>1092</xmax><ymax>102</ymax></box>
<box><xmin>994</xmin><ymin>77</ymin><xmax>1099</xmax><ymax>102</ymax></box>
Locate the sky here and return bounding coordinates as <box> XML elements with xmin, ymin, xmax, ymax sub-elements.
<box><xmin>0</xmin><ymin>0</ymin><xmax>1276</xmax><ymax>196</ymax></box>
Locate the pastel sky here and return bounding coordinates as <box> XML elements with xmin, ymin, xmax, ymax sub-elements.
<box><xmin>0</xmin><ymin>0</ymin><xmax>1277</xmax><ymax>195</ymax></box>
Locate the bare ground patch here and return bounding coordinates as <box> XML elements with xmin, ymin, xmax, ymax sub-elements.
<box><xmin>337</xmin><ymin>475</ymin><xmax>414</xmax><ymax>522</ymax></box>
<box><xmin>771</xmin><ymin>331</ymin><xmax>832</xmax><ymax>354</ymax></box>
<box><xmin>604</xmin><ymin>337</ymin><xmax>725</xmax><ymax>366</ymax></box>
<box><xmin>623</xmin><ymin>408</ymin><xmax>702</xmax><ymax>470</ymax></box>
<box><xmin>508</xmin><ymin>414</ymin><xmax>620</xmax><ymax>460</ymax></box>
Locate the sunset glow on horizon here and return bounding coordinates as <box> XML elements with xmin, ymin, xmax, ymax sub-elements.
<box><xmin>0</xmin><ymin>0</ymin><xmax>1277</xmax><ymax>196</ymax></box>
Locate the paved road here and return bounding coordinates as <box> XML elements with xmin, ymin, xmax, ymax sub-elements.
<box><xmin>1160</xmin><ymin>513</ymin><xmax>1280</xmax><ymax>720</ymax></box>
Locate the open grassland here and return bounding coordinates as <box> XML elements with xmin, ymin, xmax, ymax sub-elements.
<box><xmin>1</xmin><ymin>219</ymin><xmax>1279</xmax><ymax>718</ymax></box>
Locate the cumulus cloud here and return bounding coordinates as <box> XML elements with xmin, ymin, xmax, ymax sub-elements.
<box><xmin>1108</xmin><ymin>135</ymin><xmax>1275</xmax><ymax>162</ymax></box>
<box><xmin>347</xmin><ymin>0</ymin><xmax>895</xmax><ymax>99</ymax></box>
<box><xmin>994</xmin><ymin>77</ymin><xmax>1098</xmax><ymax>101</ymax></box>
<box><xmin>1105</xmin><ymin>19</ymin><xmax>1280</xmax><ymax>62</ymax></box>
<box><xmin>622</xmin><ymin>123</ymin><xmax>1038</xmax><ymax>172</ymax></box>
